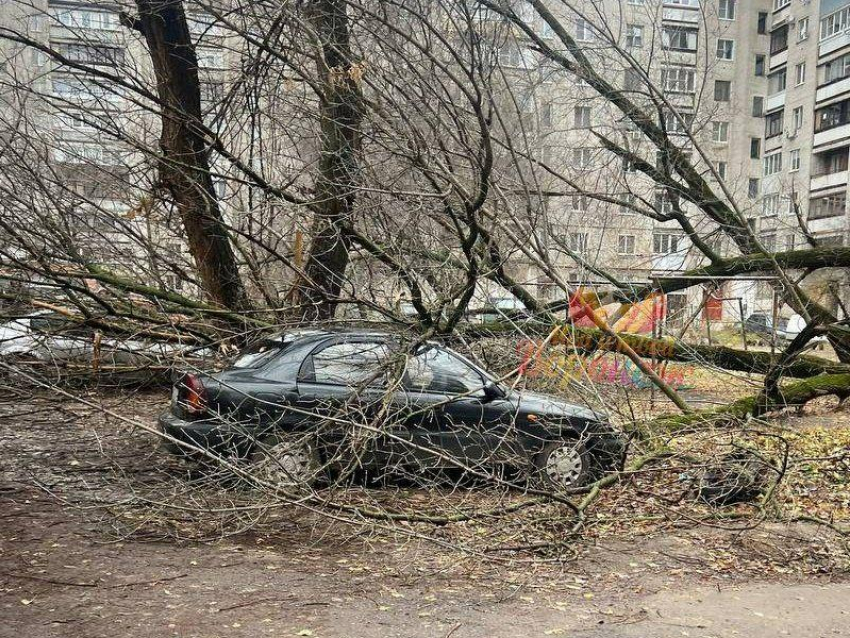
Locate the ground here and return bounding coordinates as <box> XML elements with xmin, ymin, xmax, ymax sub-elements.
<box><xmin>1</xmin><ymin>383</ymin><xmax>848</xmax><ymax>638</ymax></box>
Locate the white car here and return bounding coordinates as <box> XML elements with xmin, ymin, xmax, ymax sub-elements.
<box><xmin>785</xmin><ymin>313</ymin><xmax>828</xmax><ymax>346</ymax></box>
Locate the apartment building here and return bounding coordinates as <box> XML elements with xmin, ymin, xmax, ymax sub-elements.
<box><xmin>0</xmin><ymin>0</ymin><xmax>847</xmax><ymax>322</ymax></box>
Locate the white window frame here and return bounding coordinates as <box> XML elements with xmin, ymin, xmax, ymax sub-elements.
<box><xmin>798</xmin><ymin>17</ymin><xmax>809</xmax><ymax>41</ymax></box>
<box><xmin>793</xmin><ymin>106</ymin><xmax>803</xmax><ymax>131</ymax></box>
<box><xmin>575</xmin><ymin>18</ymin><xmax>595</xmax><ymax>42</ymax></box>
<box><xmin>617</xmin><ymin>234</ymin><xmax>636</xmax><ymax>255</ymax></box>
<box><xmin>719</xmin><ymin>0</ymin><xmax>736</xmax><ymax>20</ymax></box>
<box><xmin>795</xmin><ymin>62</ymin><xmax>806</xmax><ymax>86</ymax></box>
<box><xmin>626</xmin><ymin>24</ymin><xmax>644</xmax><ymax>48</ymax></box>
<box><xmin>763</xmin><ymin>152</ymin><xmax>782</xmax><ymax>176</ymax></box>
<box><xmin>790</xmin><ymin>149</ymin><xmax>801</xmax><ymax>171</ymax></box>
<box><xmin>712</xmin><ymin>120</ymin><xmax>730</xmax><ymax>143</ymax></box>
<box><xmin>716</xmin><ymin>39</ymin><xmax>735</xmax><ymax>61</ymax></box>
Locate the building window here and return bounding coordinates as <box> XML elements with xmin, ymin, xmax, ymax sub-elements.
<box><xmin>719</xmin><ymin>0</ymin><xmax>736</xmax><ymax>20</ymax></box>
<box><xmin>750</xmin><ymin>137</ymin><xmax>761</xmax><ymax>159</ymax></box>
<box><xmin>815</xmin><ymin>98</ymin><xmax>850</xmax><ymax>133</ymax></box>
<box><xmin>662</xmin><ymin>67</ymin><xmax>696</xmax><ymax>93</ymax></box>
<box><xmin>569</xmin><ymin>232</ymin><xmax>589</xmax><ymax>255</ymax></box>
<box><xmin>748</xmin><ymin>178</ymin><xmax>759</xmax><ymax>199</ymax></box>
<box><xmin>752</xmin><ymin>96</ymin><xmax>764</xmax><ymax>116</ymax></box>
<box><xmin>770</xmin><ymin>24</ymin><xmax>788</xmax><ymax>55</ymax></box>
<box><xmin>792</xmin><ymin>106</ymin><xmax>803</xmax><ymax>131</ymax></box>
<box><xmin>51</xmin><ymin>8</ymin><xmax>120</xmax><ymax>31</ymax></box>
<box><xmin>790</xmin><ymin>149</ymin><xmax>801</xmax><ymax>171</ymax></box>
<box><xmin>761</xmin><ymin>194</ymin><xmax>780</xmax><ymax>216</ymax></box>
<box><xmin>712</xmin><ymin>121</ymin><xmax>729</xmax><ymax>142</ymax></box>
<box><xmin>714</xmin><ymin>80</ymin><xmax>731</xmax><ymax>102</ymax></box>
<box><xmin>795</xmin><ymin>62</ymin><xmax>806</xmax><ymax>85</ymax></box>
<box><xmin>774</xmin><ymin>0</ymin><xmax>790</xmax><ymax>10</ymax></box>
<box><xmin>54</xmin><ymin>43</ymin><xmax>124</xmax><ymax>66</ymax></box>
<box><xmin>763</xmin><ymin>152</ymin><xmax>782</xmax><ymax>175</ymax></box>
<box><xmin>716</xmin><ymin>39</ymin><xmax>734</xmax><ymax>60</ymax></box>
<box><xmin>663</xmin><ymin>110</ymin><xmax>693</xmax><ymax>134</ymax></box>
<box><xmin>785</xmin><ymin>234</ymin><xmax>796</xmax><ymax>251</ymax></box>
<box><xmin>662</xmin><ymin>26</ymin><xmax>698</xmax><ymax>52</ymax></box>
<box><xmin>755</xmin><ymin>54</ymin><xmax>765</xmax><ymax>76</ymax></box>
<box><xmin>768</xmin><ymin>68</ymin><xmax>787</xmax><ymax>94</ymax></box>
<box><xmin>763</xmin><ymin>232</ymin><xmax>777</xmax><ymax>252</ymax></box>
<box><xmin>716</xmin><ymin>161</ymin><xmax>728</xmax><ymax>179</ymax></box>
<box><xmin>498</xmin><ymin>44</ymin><xmax>535</xmax><ymax>68</ymax></box>
<box><xmin>570</xmin><ymin>195</ymin><xmax>588</xmax><ymax>211</ymax></box>
<box><xmin>617</xmin><ymin>234</ymin><xmax>636</xmax><ymax>255</ymax></box>
<box><xmin>653</xmin><ymin>232</ymin><xmax>681</xmax><ymax>255</ymax></box>
<box><xmin>757</xmin><ymin>12</ymin><xmax>768</xmax><ymax>35</ymax></box>
<box><xmin>813</xmin><ymin>147</ymin><xmax>849</xmax><ymax>175</ymax></box>
<box><xmin>626</xmin><ymin>24</ymin><xmax>644</xmax><ymax>48</ymax></box>
<box><xmin>809</xmin><ymin>194</ymin><xmax>846</xmax><ymax>220</ymax></box>
<box><xmin>575</xmin><ymin>18</ymin><xmax>595</xmax><ymax>42</ymax></box>
<box><xmin>819</xmin><ymin>52</ymin><xmax>850</xmax><ymax>86</ymax></box>
<box><xmin>624</xmin><ymin>68</ymin><xmax>641</xmax><ymax>90</ymax></box>
<box><xmin>820</xmin><ymin>6</ymin><xmax>850</xmax><ymax>42</ymax></box>
<box><xmin>765</xmin><ymin>111</ymin><xmax>784</xmax><ymax>138</ymax></box>
<box><xmin>798</xmin><ymin>17</ymin><xmax>809</xmax><ymax>41</ymax></box>
<box><xmin>573</xmin><ymin>148</ymin><xmax>593</xmax><ymax>169</ymax></box>
<box><xmin>574</xmin><ymin>105</ymin><xmax>591</xmax><ymax>128</ymax></box>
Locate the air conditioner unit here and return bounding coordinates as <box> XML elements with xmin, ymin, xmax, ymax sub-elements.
<box><xmin>786</xmin><ymin>130</ymin><xmax>797</xmax><ymax>139</ymax></box>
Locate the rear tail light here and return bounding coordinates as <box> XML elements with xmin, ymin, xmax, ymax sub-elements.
<box><xmin>177</xmin><ymin>373</ymin><xmax>208</xmax><ymax>416</ymax></box>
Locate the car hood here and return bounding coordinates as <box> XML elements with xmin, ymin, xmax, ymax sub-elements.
<box><xmin>508</xmin><ymin>389</ymin><xmax>605</xmax><ymax>423</ymax></box>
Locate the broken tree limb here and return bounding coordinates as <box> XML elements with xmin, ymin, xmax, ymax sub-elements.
<box><xmin>464</xmin><ymin>323</ymin><xmax>850</xmax><ymax>379</ymax></box>
<box><xmin>651</xmin><ymin>373</ymin><xmax>850</xmax><ymax>433</ymax></box>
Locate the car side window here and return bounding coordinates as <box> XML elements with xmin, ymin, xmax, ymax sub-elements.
<box><xmin>405</xmin><ymin>347</ymin><xmax>485</xmax><ymax>395</ymax></box>
<box><xmin>308</xmin><ymin>342</ymin><xmax>390</xmax><ymax>387</ymax></box>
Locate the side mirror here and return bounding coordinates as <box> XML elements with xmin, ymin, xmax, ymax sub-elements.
<box><xmin>482</xmin><ymin>381</ymin><xmax>506</xmax><ymax>402</ymax></box>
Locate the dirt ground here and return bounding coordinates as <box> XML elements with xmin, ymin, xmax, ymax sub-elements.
<box><xmin>1</xmin><ymin>386</ymin><xmax>848</xmax><ymax>638</ymax></box>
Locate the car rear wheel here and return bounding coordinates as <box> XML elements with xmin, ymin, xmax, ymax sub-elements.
<box><xmin>533</xmin><ymin>440</ymin><xmax>591</xmax><ymax>490</ymax></box>
<box><xmin>250</xmin><ymin>433</ymin><xmax>321</xmax><ymax>488</ymax></box>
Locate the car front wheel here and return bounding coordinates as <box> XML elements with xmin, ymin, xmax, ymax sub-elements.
<box><xmin>534</xmin><ymin>440</ymin><xmax>592</xmax><ymax>490</ymax></box>
<box><xmin>250</xmin><ymin>433</ymin><xmax>321</xmax><ymax>488</ymax></box>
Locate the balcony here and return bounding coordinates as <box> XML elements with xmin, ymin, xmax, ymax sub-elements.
<box><xmin>662</xmin><ymin>7</ymin><xmax>700</xmax><ymax>24</ymax></box>
<box><xmin>810</xmin><ymin>170</ymin><xmax>848</xmax><ymax>191</ymax></box>
<box><xmin>765</xmin><ymin>91</ymin><xmax>786</xmax><ymax>112</ymax></box>
<box><xmin>817</xmin><ymin>76</ymin><xmax>850</xmax><ymax>103</ymax></box>
<box><xmin>820</xmin><ymin>30</ymin><xmax>850</xmax><ymax>57</ymax></box>
<box><xmin>814</xmin><ymin>122</ymin><xmax>850</xmax><ymax>147</ymax></box>
<box><xmin>769</xmin><ymin>49</ymin><xmax>788</xmax><ymax>69</ymax></box>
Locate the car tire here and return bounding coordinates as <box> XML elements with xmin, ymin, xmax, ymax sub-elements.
<box><xmin>532</xmin><ymin>439</ymin><xmax>593</xmax><ymax>491</ymax></box>
<box><xmin>249</xmin><ymin>433</ymin><xmax>321</xmax><ymax>488</ymax></box>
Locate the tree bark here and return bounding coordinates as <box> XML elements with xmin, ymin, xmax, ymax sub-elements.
<box><xmin>299</xmin><ymin>0</ymin><xmax>363</xmax><ymax>321</ymax></box>
<box><xmin>123</xmin><ymin>1</ymin><xmax>249</xmax><ymax>312</ymax></box>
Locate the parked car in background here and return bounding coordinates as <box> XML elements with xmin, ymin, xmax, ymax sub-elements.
<box><xmin>159</xmin><ymin>330</ymin><xmax>626</xmax><ymax>490</ymax></box>
<box><xmin>743</xmin><ymin>313</ymin><xmax>791</xmax><ymax>342</ymax></box>
<box><xmin>785</xmin><ymin>313</ymin><xmax>828</xmax><ymax>347</ymax></box>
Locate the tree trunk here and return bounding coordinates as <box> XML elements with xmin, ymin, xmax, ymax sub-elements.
<box><xmin>299</xmin><ymin>0</ymin><xmax>363</xmax><ymax>321</ymax></box>
<box><xmin>124</xmin><ymin>1</ymin><xmax>249</xmax><ymax>312</ymax></box>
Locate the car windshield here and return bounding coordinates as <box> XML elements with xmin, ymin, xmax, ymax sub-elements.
<box><xmin>405</xmin><ymin>346</ymin><xmax>487</xmax><ymax>395</ymax></box>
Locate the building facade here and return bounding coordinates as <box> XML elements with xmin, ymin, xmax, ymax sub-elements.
<box><xmin>0</xmin><ymin>0</ymin><xmax>847</xmax><ymax>323</ymax></box>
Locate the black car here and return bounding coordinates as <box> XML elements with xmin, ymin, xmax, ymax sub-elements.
<box><xmin>158</xmin><ymin>331</ymin><xmax>625</xmax><ymax>490</ymax></box>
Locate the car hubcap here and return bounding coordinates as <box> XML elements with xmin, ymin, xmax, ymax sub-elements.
<box><xmin>257</xmin><ymin>440</ymin><xmax>314</xmax><ymax>486</ymax></box>
<box><xmin>545</xmin><ymin>444</ymin><xmax>583</xmax><ymax>488</ymax></box>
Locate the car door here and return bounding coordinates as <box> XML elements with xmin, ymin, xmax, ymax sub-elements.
<box><xmin>295</xmin><ymin>339</ymin><xmax>396</xmax><ymax>468</ymax></box>
<box><xmin>401</xmin><ymin>346</ymin><xmax>516</xmax><ymax>469</ymax></box>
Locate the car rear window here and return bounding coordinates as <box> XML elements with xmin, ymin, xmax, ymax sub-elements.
<box><xmin>232</xmin><ymin>333</ymin><xmax>303</xmax><ymax>368</ymax></box>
